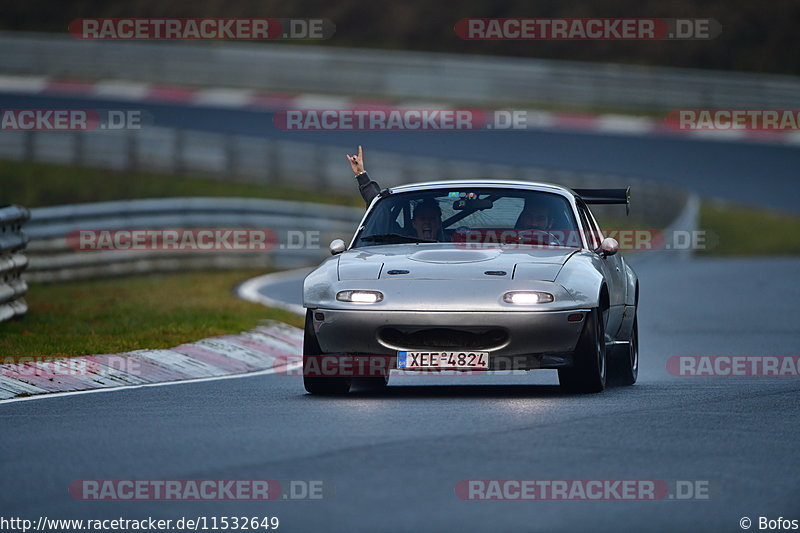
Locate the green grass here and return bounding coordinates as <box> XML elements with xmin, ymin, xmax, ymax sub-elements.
<box><xmin>0</xmin><ymin>270</ymin><xmax>304</xmax><ymax>360</ymax></box>
<box><xmin>1</xmin><ymin>160</ymin><xmax>362</xmax><ymax>208</ymax></box>
<box><xmin>699</xmin><ymin>201</ymin><xmax>800</xmax><ymax>255</ymax></box>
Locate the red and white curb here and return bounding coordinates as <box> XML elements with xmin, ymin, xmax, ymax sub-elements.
<box><xmin>2</xmin><ymin>74</ymin><xmax>799</xmax><ymax>145</ymax></box>
<box><xmin>0</xmin><ymin>320</ymin><xmax>302</xmax><ymax>402</ymax></box>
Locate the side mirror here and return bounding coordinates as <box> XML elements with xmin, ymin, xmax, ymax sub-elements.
<box><xmin>598</xmin><ymin>237</ymin><xmax>619</xmax><ymax>257</ymax></box>
<box><xmin>329</xmin><ymin>239</ymin><xmax>346</xmax><ymax>255</ymax></box>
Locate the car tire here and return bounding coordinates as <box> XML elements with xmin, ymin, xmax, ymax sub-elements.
<box><xmin>609</xmin><ymin>313</ymin><xmax>638</xmax><ymax>386</ymax></box>
<box><xmin>351</xmin><ymin>373</ymin><xmax>390</xmax><ymax>392</ymax></box>
<box><xmin>303</xmin><ymin>310</ymin><xmax>351</xmax><ymax>395</ymax></box>
<box><xmin>351</xmin><ymin>355</ymin><xmax>391</xmax><ymax>392</ymax></box>
<box><xmin>558</xmin><ymin>307</ymin><xmax>607</xmax><ymax>393</ymax></box>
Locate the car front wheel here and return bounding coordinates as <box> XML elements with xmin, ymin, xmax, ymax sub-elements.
<box><xmin>558</xmin><ymin>307</ymin><xmax>607</xmax><ymax>393</ymax></box>
<box><xmin>303</xmin><ymin>310</ymin><xmax>351</xmax><ymax>395</ymax></box>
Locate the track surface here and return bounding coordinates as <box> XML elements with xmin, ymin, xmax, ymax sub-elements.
<box><xmin>2</xmin><ymin>92</ymin><xmax>800</xmax><ymax>213</ymax></box>
<box><xmin>2</xmin><ymin>91</ymin><xmax>799</xmax><ymax>532</ymax></box>
<box><xmin>2</xmin><ymin>255</ymin><xmax>799</xmax><ymax>532</ymax></box>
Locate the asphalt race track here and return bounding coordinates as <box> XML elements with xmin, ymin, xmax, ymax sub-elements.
<box><xmin>2</xmin><ymin>254</ymin><xmax>799</xmax><ymax>532</ymax></box>
<box><xmin>2</xmin><ymin>91</ymin><xmax>799</xmax><ymax>532</ymax></box>
<box><xmin>2</xmin><ymin>92</ymin><xmax>800</xmax><ymax>213</ymax></box>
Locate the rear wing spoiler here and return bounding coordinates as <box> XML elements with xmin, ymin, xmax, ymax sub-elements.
<box><xmin>573</xmin><ymin>187</ymin><xmax>630</xmax><ymax>215</ymax></box>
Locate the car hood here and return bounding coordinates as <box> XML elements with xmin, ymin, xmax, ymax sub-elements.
<box><xmin>337</xmin><ymin>244</ymin><xmax>577</xmax><ymax>281</ymax></box>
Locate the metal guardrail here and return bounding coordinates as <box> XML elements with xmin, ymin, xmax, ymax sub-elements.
<box><xmin>0</xmin><ymin>125</ymin><xmax>684</xmax><ymax>226</ymax></box>
<box><xmin>0</xmin><ymin>205</ymin><xmax>30</xmax><ymax>321</ymax></box>
<box><xmin>3</xmin><ymin>123</ymin><xmax>686</xmax><ymax>282</ymax></box>
<box><xmin>2</xmin><ymin>31</ymin><xmax>800</xmax><ymax>111</ymax></box>
<box><xmin>23</xmin><ymin>180</ymin><xmax>687</xmax><ymax>283</ymax></box>
<box><xmin>25</xmin><ymin>198</ymin><xmax>364</xmax><ymax>282</ymax></box>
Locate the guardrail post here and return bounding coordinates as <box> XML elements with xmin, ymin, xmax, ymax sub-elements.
<box><xmin>266</xmin><ymin>139</ymin><xmax>281</xmax><ymax>184</ymax></box>
<box><xmin>314</xmin><ymin>145</ymin><xmax>328</xmax><ymax>188</ymax></box>
<box><xmin>225</xmin><ymin>135</ymin><xmax>238</xmax><ymax>180</ymax></box>
<box><xmin>23</xmin><ymin>131</ymin><xmax>35</xmax><ymax>161</ymax></box>
<box><xmin>401</xmin><ymin>157</ymin><xmax>414</xmax><ymax>183</ymax></box>
<box><xmin>0</xmin><ymin>205</ymin><xmax>31</xmax><ymax>323</ymax></box>
<box><xmin>126</xmin><ymin>129</ymin><xmax>139</xmax><ymax>173</ymax></box>
<box><xmin>73</xmin><ymin>131</ymin><xmax>85</xmax><ymax>166</ymax></box>
<box><xmin>173</xmin><ymin>129</ymin><xmax>185</xmax><ymax>175</ymax></box>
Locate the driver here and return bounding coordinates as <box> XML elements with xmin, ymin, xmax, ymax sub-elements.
<box><xmin>346</xmin><ymin>145</ymin><xmax>381</xmax><ymax>206</ymax></box>
<box><xmin>346</xmin><ymin>146</ymin><xmax>443</xmax><ymax>241</ymax></box>
<box><xmin>411</xmin><ymin>199</ymin><xmax>442</xmax><ymax>241</ymax></box>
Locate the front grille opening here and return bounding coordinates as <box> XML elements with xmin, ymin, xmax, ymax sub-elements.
<box><xmin>379</xmin><ymin>327</ymin><xmax>508</xmax><ymax>350</ymax></box>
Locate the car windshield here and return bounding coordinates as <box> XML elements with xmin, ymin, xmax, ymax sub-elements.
<box><xmin>353</xmin><ymin>187</ymin><xmax>581</xmax><ymax>248</ymax></box>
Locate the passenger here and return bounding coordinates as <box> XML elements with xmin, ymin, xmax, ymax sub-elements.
<box><xmin>516</xmin><ymin>199</ymin><xmax>553</xmax><ymax>231</ymax></box>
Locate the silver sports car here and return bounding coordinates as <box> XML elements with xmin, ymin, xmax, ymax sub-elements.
<box><xmin>302</xmin><ymin>180</ymin><xmax>638</xmax><ymax>394</ymax></box>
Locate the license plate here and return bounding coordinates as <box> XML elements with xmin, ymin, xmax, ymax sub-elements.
<box><xmin>397</xmin><ymin>351</ymin><xmax>489</xmax><ymax>369</ymax></box>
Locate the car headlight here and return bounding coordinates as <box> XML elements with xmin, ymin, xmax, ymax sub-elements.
<box><xmin>336</xmin><ymin>290</ymin><xmax>384</xmax><ymax>304</ymax></box>
<box><xmin>503</xmin><ymin>291</ymin><xmax>554</xmax><ymax>304</ymax></box>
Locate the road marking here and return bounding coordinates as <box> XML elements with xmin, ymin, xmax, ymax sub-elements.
<box><xmin>236</xmin><ymin>268</ymin><xmax>310</xmax><ymax>316</ymax></box>
<box><xmin>0</xmin><ymin>321</ymin><xmax>303</xmax><ymax>406</ymax></box>
<box><xmin>0</xmin><ymin>359</ymin><xmax>302</xmax><ymax>406</ymax></box>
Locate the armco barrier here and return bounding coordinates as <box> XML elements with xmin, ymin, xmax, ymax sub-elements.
<box><xmin>24</xmin><ymin>197</ymin><xmax>364</xmax><ymax>282</ymax></box>
<box><xmin>1</xmin><ymin>31</ymin><xmax>800</xmax><ymax>111</ymax></box>
<box><xmin>0</xmin><ymin>125</ymin><xmax>685</xmax><ymax>228</ymax></box>
<box><xmin>23</xmin><ymin>180</ymin><xmax>687</xmax><ymax>283</ymax></box>
<box><xmin>6</xmin><ymin>123</ymin><xmax>687</xmax><ymax>282</ymax></box>
<box><xmin>0</xmin><ymin>204</ymin><xmax>30</xmax><ymax>321</ymax></box>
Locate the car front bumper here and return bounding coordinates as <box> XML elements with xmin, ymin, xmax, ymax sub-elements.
<box><xmin>309</xmin><ymin>308</ymin><xmax>588</xmax><ymax>370</ymax></box>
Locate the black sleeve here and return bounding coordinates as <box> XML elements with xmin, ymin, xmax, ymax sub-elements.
<box><xmin>355</xmin><ymin>171</ymin><xmax>381</xmax><ymax>206</ymax></box>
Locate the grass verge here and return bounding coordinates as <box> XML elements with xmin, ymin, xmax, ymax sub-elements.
<box><xmin>699</xmin><ymin>202</ymin><xmax>800</xmax><ymax>256</ymax></box>
<box><xmin>2</xmin><ymin>160</ymin><xmax>362</xmax><ymax>208</ymax></box>
<box><xmin>1</xmin><ymin>270</ymin><xmax>303</xmax><ymax>360</ymax></box>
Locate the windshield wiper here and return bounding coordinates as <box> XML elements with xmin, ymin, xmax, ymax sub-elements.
<box><xmin>360</xmin><ymin>233</ymin><xmax>436</xmax><ymax>244</ymax></box>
